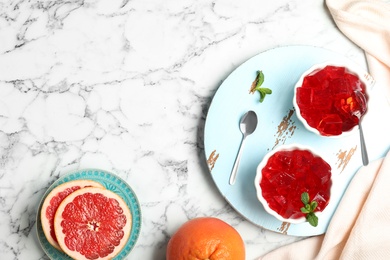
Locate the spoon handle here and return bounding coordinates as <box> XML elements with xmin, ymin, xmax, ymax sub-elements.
<box><xmin>229</xmin><ymin>135</ymin><xmax>247</xmax><ymax>185</ymax></box>
<box><xmin>359</xmin><ymin>121</ymin><xmax>369</xmax><ymax>166</ymax></box>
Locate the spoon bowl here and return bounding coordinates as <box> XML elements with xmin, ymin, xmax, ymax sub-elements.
<box><xmin>229</xmin><ymin>110</ymin><xmax>258</xmax><ymax>185</ymax></box>
<box><xmin>352</xmin><ymin>90</ymin><xmax>368</xmax><ymax>118</ymax></box>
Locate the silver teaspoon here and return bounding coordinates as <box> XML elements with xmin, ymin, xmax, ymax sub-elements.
<box><xmin>352</xmin><ymin>90</ymin><xmax>369</xmax><ymax>166</ymax></box>
<box><xmin>229</xmin><ymin>110</ymin><xmax>258</xmax><ymax>185</ymax></box>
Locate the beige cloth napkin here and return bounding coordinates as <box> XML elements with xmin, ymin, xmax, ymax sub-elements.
<box><xmin>326</xmin><ymin>0</ymin><xmax>390</xmax><ymax>103</ymax></box>
<box><xmin>259</xmin><ymin>1</ymin><xmax>390</xmax><ymax>259</ymax></box>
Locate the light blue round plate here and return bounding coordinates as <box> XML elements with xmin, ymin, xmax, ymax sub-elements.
<box><xmin>36</xmin><ymin>169</ymin><xmax>141</xmax><ymax>259</ymax></box>
<box><xmin>204</xmin><ymin>45</ymin><xmax>387</xmax><ymax>236</ymax></box>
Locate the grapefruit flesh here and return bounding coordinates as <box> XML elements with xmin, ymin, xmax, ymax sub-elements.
<box><xmin>54</xmin><ymin>187</ymin><xmax>132</xmax><ymax>260</ymax></box>
<box><xmin>40</xmin><ymin>180</ymin><xmax>104</xmax><ymax>250</ymax></box>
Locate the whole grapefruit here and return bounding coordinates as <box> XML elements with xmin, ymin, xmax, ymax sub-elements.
<box><xmin>166</xmin><ymin>217</ymin><xmax>245</xmax><ymax>260</ymax></box>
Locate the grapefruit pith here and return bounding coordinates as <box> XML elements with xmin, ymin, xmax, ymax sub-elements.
<box><xmin>40</xmin><ymin>180</ymin><xmax>104</xmax><ymax>250</ymax></box>
<box><xmin>54</xmin><ymin>187</ymin><xmax>132</xmax><ymax>260</ymax></box>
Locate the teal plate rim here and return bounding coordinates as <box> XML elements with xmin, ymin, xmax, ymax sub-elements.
<box><xmin>36</xmin><ymin>169</ymin><xmax>141</xmax><ymax>259</ymax></box>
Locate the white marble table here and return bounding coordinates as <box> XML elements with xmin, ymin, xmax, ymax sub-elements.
<box><xmin>0</xmin><ymin>0</ymin><xmax>370</xmax><ymax>259</ymax></box>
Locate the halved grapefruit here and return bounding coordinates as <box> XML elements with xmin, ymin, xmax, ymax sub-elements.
<box><xmin>54</xmin><ymin>187</ymin><xmax>132</xmax><ymax>260</ymax></box>
<box><xmin>40</xmin><ymin>180</ymin><xmax>104</xmax><ymax>250</ymax></box>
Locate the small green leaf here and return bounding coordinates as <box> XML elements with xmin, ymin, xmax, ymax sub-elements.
<box><xmin>255</xmin><ymin>70</ymin><xmax>265</xmax><ymax>88</ymax></box>
<box><xmin>310</xmin><ymin>201</ymin><xmax>318</xmax><ymax>211</ymax></box>
<box><xmin>262</xmin><ymin>88</ymin><xmax>272</xmax><ymax>94</ymax></box>
<box><xmin>300</xmin><ymin>207</ymin><xmax>310</xmax><ymax>214</ymax></box>
<box><xmin>305</xmin><ymin>204</ymin><xmax>311</xmax><ymax>211</ymax></box>
<box><xmin>306</xmin><ymin>213</ymin><xmax>318</xmax><ymax>227</ymax></box>
<box><xmin>259</xmin><ymin>90</ymin><xmax>266</xmax><ymax>102</ymax></box>
<box><xmin>301</xmin><ymin>192</ymin><xmax>310</xmax><ymax>205</ymax></box>
<box><xmin>251</xmin><ymin>70</ymin><xmax>272</xmax><ymax>103</ymax></box>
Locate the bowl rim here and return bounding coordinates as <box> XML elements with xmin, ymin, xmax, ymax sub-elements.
<box><xmin>293</xmin><ymin>61</ymin><xmax>373</xmax><ymax>138</ymax></box>
<box><xmin>254</xmin><ymin>143</ymin><xmax>329</xmax><ymax>224</ymax></box>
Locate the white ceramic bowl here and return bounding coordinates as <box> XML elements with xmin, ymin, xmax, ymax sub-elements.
<box><xmin>254</xmin><ymin>143</ymin><xmax>332</xmax><ymax>224</ymax></box>
<box><xmin>293</xmin><ymin>61</ymin><xmax>372</xmax><ymax>138</ymax></box>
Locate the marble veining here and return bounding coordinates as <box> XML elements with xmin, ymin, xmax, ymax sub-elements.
<box><xmin>0</xmin><ymin>0</ymin><xmax>370</xmax><ymax>259</ymax></box>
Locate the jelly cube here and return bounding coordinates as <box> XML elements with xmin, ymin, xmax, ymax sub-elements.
<box><xmin>273</xmin><ymin>195</ymin><xmax>287</xmax><ymax>207</ymax></box>
<box><xmin>312</xmin><ymin>89</ymin><xmax>332</xmax><ymax>109</ymax></box>
<box><xmin>302</xmin><ymin>74</ymin><xmax>322</xmax><ymax>89</ymax></box>
<box><xmin>276</xmin><ymin>186</ymin><xmax>291</xmax><ymax>197</ymax></box>
<box><xmin>273</xmin><ymin>152</ymin><xmax>293</xmax><ymax>169</ymax></box>
<box><xmin>318</xmin><ymin>114</ymin><xmax>343</xmax><ymax>136</ymax></box>
<box><xmin>345</xmin><ymin>73</ymin><xmax>365</xmax><ymax>92</ymax></box>
<box><xmin>330</xmin><ymin>78</ymin><xmax>349</xmax><ymax>95</ymax></box>
<box><xmin>279</xmin><ymin>203</ymin><xmax>296</xmax><ymax>219</ymax></box>
<box><xmin>341</xmin><ymin>116</ymin><xmax>359</xmax><ymax>131</ymax></box>
<box><xmin>305</xmin><ymin>175</ymin><xmax>317</xmax><ymax>190</ymax></box>
<box><xmin>301</xmin><ymin>109</ymin><xmax>326</xmax><ymax>128</ymax></box>
<box><xmin>293</xmin><ymin>167</ymin><xmax>308</xmax><ymax>181</ymax></box>
<box><xmin>274</xmin><ymin>172</ymin><xmax>296</xmax><ymax>186</ymax></box>
<box><xmin>312</xmin><ymin>191</ymin><xmax>329</xmax><ymax>211</ymax></box>
<box><xmin>311</xmin><ymin>69</ymin><xmax>327</xmax><ymax>84</ymax></box>
<box><xmin>296</xmin><ymin>87</ymin><xmax>313</xmax><ymax>107</ymax></box>
<box><xmin>311</xmin><ymin>160</ymin><xmax>331</xmax><ymax>184</ymax></box>
<box><xmin>262</xmin><ymin>168</ymin><xmax>280</xmax><ymax>184</ymax></box>
<box><xmin>324</xmin><ymin>65</ymin><xmax>345</xmax><ymax>79</ymax></box>
<box><xmin>333</xmin><ymin>95</ymin><xmax>352</xmax><ymax>117</ymax></box>
<box><xmin>292</xmin><ymin>152</ymin><xmax>305</xmax><ymax>168</ymax></box>
<box><xmin>289</xmin><ymin>211</ymin><xmax>305</xmax><ymax>219</ymax></box>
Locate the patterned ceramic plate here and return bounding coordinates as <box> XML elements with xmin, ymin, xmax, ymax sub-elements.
<box><xmin>204</xmin><ymin>45</ymin><xmax>389</xmax><ymax>236</ymax></box>
<box><xmin>36</xmin><ymin>169</ymin><xmax>141</xmax><ymax>259</ymax></box>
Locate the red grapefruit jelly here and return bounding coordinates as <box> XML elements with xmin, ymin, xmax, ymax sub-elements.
<box><xmin>259</xmin><ymin>149</ymin><xmax>332</xmax><ymax>219</ymax></box>
<box><xmin>296</xmin><ymin>65</ymin><xmax>368</xmax><ymax>136</ymax></box>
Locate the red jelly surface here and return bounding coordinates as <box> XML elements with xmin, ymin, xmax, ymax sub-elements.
<box><xmin>259</xmin><ymin>149</ymin><xmax>332</xmax><ymax>219</ymax></box>
<box><xmin>296</xmin><ymin>65</ymin><xmax>368</xmax><ymax>136</ymax></box>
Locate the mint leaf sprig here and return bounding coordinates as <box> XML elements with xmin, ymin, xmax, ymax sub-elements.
<box><xmin>250</xmin><ymin>70</ymin><xmax>272</xmax><ymax>103</ymax></box>
<box><xmin>300</xmin><ymin>192</ymin><xmax>319</xmax><ymax>227</ymax></box>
